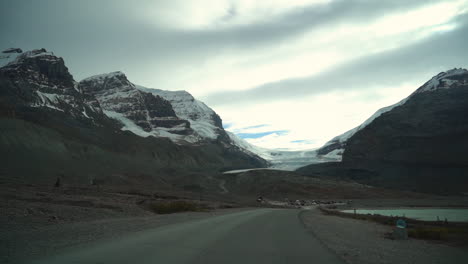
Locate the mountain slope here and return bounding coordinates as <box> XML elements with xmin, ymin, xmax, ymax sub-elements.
<box><xmin>299</xmin><ymin>68</ymin><xmax>468</xmax><ymax>194</ymax></box>
<box><xmin>317</xmin><ymin>68</ymin><xmax>467</xmax><ymax>160</ymax></box>
<box><xmin>343</xmin><ymin>68</ymin><xmax>468</xmax><ymax>165</ymax></box>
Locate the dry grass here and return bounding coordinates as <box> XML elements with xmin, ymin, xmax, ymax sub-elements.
<box><xmin>319</xmin><ymin>206</ymin><xmax>468</xmax><ymax>243</ymax></box>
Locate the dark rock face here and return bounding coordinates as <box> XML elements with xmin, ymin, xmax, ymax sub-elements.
<box><xmin>2</xmin><ymin>49</ymin><xmax>74</xmax><ymax>90</ymax></box>
<box><xmin>211</xmin><ymin>112</ymin><xmax>223</xmax><ymax>129</ymax></box>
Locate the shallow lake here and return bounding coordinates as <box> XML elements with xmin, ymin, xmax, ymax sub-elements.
<box><xmin>341</xmin><ymin>208</ymin><xmax>468</xmax><ymax>222</ymax></box>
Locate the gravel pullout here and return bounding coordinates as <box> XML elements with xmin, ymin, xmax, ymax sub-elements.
<box><xmin>300</xmin><ymin>208</ymin><xmax>468</xmax><ymax>264</ymax></box>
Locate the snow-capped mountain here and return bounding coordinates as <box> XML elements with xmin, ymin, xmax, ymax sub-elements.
<box><xmin>317</xmin><ymin>68</ymin><xmax>468</xmax><ymax>160</ymax></box>
<box><xmin>78</xmin><ymin>71</ymin><xmax>259</xmax><ymax>153</ymax></box>
<box><xmin>136</xmin><ymin>86</ymin><xmax>226</xmax><ymax>143</ymax></box>
<box><xmin>78</xmin><ymin>72</ymin><xmax>196</xmax><ymax>142</ymax></box>
<box><xmin>0</xmin><ymin>48</ymin><xmax>268</xmax><ymax>180</ymax></box>
<box><xmin>299</xmin><ymin>68</ymin><xmax>468</xmax><ymax>194</ymax></box>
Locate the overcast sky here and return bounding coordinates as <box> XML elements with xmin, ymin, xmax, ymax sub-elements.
<box><xmin>1</xmin><ymin>0</ymin><xmax>467</xmax><ymax>150</ymax></box>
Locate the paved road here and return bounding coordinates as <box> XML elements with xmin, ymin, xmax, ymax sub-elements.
<box><xmin>32</xmin><ymin>209</ymin><xmax>343</xmax><ymax>264</ymax></box>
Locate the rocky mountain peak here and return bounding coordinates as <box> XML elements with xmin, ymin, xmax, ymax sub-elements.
<box><xmin>79</xmin><ymin>71</ymin><xmax>131</xmax><ymax>93</ymax></box>
<box><xmin>417</xmin><ymin>68</ymin><xmax>468</xmax><ymax>94</ymax></box>
<box><xmin>78</xmin><ymin>72</ymin><xmax>192</xmax><ymax>137</ymax></box>
<box><xmin>0</xmin><ymin>48</ymin><xmax>108</xmax><ymax>121</ymax></box>
<box><xmin>1</xmin><ymin>48</ymin><xmax>74</xmax><ymax>89</ymax></box>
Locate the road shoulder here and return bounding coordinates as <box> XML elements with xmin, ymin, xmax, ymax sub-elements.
<box><xmin>299</xmin><ymin>208</ymin><xmax>468</xmax><ymax>264</ymax></box>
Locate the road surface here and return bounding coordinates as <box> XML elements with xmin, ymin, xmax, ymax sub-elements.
<box><xmin>32</xmin><ymin>209</ymin><xmax>343</xmax><ymax>264</ymax></box>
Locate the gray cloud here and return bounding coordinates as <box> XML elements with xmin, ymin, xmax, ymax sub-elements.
<box><xmin>156</xmin><ymin>0</ymin><xmax>443</xmax><ymax>49</ymax></box>
<box><xmin>203</xmin><ymin>14</ymin><xmax>468</xmax><ymax>106</ymax></box>
<box><xmin>0</xmin><ymin>0</ymin><xmax>446</xmax><ymax>83</ymax></box>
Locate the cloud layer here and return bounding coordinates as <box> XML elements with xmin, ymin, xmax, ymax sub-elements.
<box><xmin>1</xmin><ymin>0</ymin><xmax>467</xmax><ymax>150</ymax></box>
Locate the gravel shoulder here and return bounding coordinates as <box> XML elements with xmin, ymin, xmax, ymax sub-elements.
<box><xmin>300</xmin><ymin>208</ymin><xmax>468</xmax><ymax>264</ymax></box>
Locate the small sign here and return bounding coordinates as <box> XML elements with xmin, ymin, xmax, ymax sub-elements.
<box><xmin>396</xmin><ymin>219</ymin><xmax>407</xmax><ymax>228</ymax></box>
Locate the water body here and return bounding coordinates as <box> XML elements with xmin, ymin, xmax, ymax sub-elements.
<box><xmin>341</xmin><ymin>208</ymin><xmax>468</xmax><ymax>222</ymax></box>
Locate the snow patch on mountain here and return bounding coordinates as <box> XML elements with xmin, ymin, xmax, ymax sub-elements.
<box><xmin>6</xmin><ymin>49</ymin><xmax>59</xmax><ymax>67</ymax></box>
<box><xmin>103</xmin><ymin>110</ymin><xmax>186</xmax><ymax>141</ymax></box>
<box><xmin>226</xmin><ymin>131</ymin><xmax>273</xmax><ymax>160</ymax></box>
<box><xmin>30</xmin><ymin>91</ymin><xmax>64</xmax><ymax>112</ymax></box>
<box><xmin>81</xmin><ymin>71</ymin><xmax>126</xmax><ymax>82</ymax></box>
<box><xmin>0</xmin><ymin>51</ymin><xmax>22</xmax><ymax>67</ymax></box>
<box><xmin>417</xmin><ymin>68</ymin><xmax>468</xmax><ymax>93</ymax></box>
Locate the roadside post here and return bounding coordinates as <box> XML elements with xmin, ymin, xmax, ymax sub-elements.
<box><xmin>392</xmin><ymin>219</ymin><xmax>408</xmax><ymax>240</ymax></box>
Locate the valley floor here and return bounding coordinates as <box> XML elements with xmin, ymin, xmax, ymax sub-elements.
<box><xmin>2</xmin><ymin>182</ymin><xmax>468</xmax><ymax>264</ymax></box>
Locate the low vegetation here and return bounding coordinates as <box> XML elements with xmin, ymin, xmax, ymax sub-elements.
<box><xmin>319</xmin><ymin>206</ymin><xmax>468</xmax><ymax>244</ymax></box>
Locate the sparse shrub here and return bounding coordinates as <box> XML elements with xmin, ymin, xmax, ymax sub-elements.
<box><xmin>408</xmin><ymin>227</ymin><xmax>449</xmax><ymax>240</ymax></box>
<box><xmin>218</xmin><ymin>204</ymin><xmax>237</xmax><ymax>209</ymax></box>
<box><xmin>148</xmin><ymin>200</ymin><xmax>204</xmax><ymax>214</ymax></box>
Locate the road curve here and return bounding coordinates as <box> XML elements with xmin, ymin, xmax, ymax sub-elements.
<box><xmin>32</xmin><ymin>209</ymin><xmax>343</xmax><ymax>264</ymax></box>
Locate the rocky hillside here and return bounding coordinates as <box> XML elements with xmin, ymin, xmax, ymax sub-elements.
<box><xmin>299</xmin><ymin>69</ymin><xmax>468</xmax><ymax>194</ymax></box>
<box><xmin>0</xmin><ymin>48</ymin><xmax>267</xmax><ymax>187</ymax></box>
